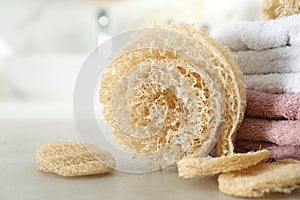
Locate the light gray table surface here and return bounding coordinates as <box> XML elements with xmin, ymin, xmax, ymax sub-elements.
<box><xmin>1</xmin><ymin>119</ymin><xmax>299</xmax><ymax>200</ymax></box>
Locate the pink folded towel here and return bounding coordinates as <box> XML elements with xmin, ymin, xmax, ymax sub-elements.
<box><xmin>246</xmin><ymin>90</ymin><xmax>300</xmax><ymax>120</ymax></box>
<box><xmin>235</xmin><ymin>140</ymin><xmax>300</xmax><ymax>161</ymax></box>
<box><xmin>236</xmin><ymin>118</ymin><xmax>300</xmax><ymax>146</ymax></box>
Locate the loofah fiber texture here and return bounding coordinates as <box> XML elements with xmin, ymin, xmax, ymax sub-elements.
<box><xmin>100</xmin><ymin>24</ymin><xmax>246</xmax><ymax>165</ymax></box>
<box><xmin>177</xmin><ymin>150</ymin><xmax>270</xmax><ymax>178</ymax></box>
<box><xmin>36</xmin><ymin>142</ymin><xmax>116</xmax><ymax>177</ymax></box>
<box><xmin>262</xmin><ymin>0</ymin><xmax>300</xmax><ymax>19</ymax></box>
<box><xmin>162</xmin><ymin>24</ymin><xmax>246</xmax><ymax>157</ymax></box>
<box><xmin>218</xmin><ymin>159</ymin><xmax>300</xmax><ymax>197</ymax></box>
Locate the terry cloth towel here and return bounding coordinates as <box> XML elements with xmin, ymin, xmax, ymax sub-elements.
<box><xmin>235</xmin><ymin>140</ymin><xmax>300</xmax><ymax>161</ymax></box>
<box><xmin>246</xmin><ymin>90</ymin><xmax>300</xmax><ymax>120</ymax></box>
<box><xmin>236</xmin><ymin>118</ymin><xmax>300</xmax><ymax>146</ymax></box>
<box><xmin>235</xmin><ymin>46</ymin><xmax>300</xmax><ymax>74</ymax></box>
<box><xmin>212</xmin><ymin>14</ymin><xmax>300</xmax><ymax>51</ymax></box>
<box><xmin>244</xmin><ymin>72</ymin><xmax>300</xmax><ymax>94</ymax></box>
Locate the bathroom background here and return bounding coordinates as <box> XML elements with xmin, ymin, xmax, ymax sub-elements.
<box><xmin>0</xmin><ymin>0</ymin><xmax>262</xmax><ymax>120</ymax></box>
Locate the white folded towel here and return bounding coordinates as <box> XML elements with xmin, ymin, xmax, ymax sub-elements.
<box><xmin>213</xmin><ymin>14</ymin><xmax>300</xmax><ymax>51</ymax></box>
<box><xmin>244</xmin><ymin>72</ymin><xmax>300</xmax><ymax>94</ymax></box>
<box><xmin>235</xmin><ymin>46</ymin><xmax>300</xmax><ymax>74</ymax></box>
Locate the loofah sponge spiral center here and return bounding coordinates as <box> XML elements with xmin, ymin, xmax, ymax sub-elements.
<box><xmin>99</xmin><ymin>26</ymin><xmax>245</xmax><ymax>165</ymax></box>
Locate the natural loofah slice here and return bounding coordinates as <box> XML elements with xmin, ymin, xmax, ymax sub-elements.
<box><xmin>177</xmin><ymin>150</ymin><xmax>270</xmax><ymax>178</ymax></box>
<box><xmin>218</xmin><ymin>159</ymin><xmax>300</xmax><ymax>197</ymax></box>
<box><xmin>100</xmin><ymin>25</ymin><xmax>245</xmax><ymax>165</ymax></box>
<box><xmin>262</xmin><ymin>0</ymin><xmax>300</xmax><ymax>19</ymax></box>
<box><xmin>100</xmin><ymin>28</ymin><xmax>221</xmax><ymax>164</ymax></box>
<box><xmin>36</xmin><ymin>142</ymin><xmax>116</xmax><ymax>177</ymax></box>
<box><xmin>163</xmin><ymin>24</ymin><xmax>246</xmax><ymax>156</ymax></box>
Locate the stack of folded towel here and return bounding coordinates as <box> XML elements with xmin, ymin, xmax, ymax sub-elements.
<box><xmin>213</xmin><ymin>14</ymin><xmax>300</xmax><ymax>160</ymax></box>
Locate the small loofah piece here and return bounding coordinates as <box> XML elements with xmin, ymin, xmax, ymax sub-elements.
<box><xmin>262</xmin><ymin>0</ymin><xmax>300</xmax><ymax>19</ymax></box>
<box><xmin>218</xmin><ymin>159</ymin><xmax>300</xmax><ymax>197</ymax></box>
<box><xmin>36</xmin><ymin>142</ymin><xmax>116</xmax><ymax>177</ymax></box>
<box><xmin>177</xmin><ymin>150</ymin><xmax>270</xmax><ymax>178</ymax></box>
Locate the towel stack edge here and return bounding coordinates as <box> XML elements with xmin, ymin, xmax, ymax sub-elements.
<box><xmin>214</xmin><ymin>14</ymin><xmax>300</xmax><ymax>160</ymax></box>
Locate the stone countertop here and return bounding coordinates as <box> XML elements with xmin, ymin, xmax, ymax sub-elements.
<box><xmin>1</xmin><ymin>119</ymin><xmax>299</xmax><ymax>200</ymax></box>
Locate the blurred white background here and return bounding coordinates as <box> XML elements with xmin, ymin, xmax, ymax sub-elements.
<box><xmin>0</xmin><ymin>0</ymin><xmax>263</xmax><ymax>119</ymax></box>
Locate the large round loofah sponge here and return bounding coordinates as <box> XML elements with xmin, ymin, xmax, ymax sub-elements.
<box><xmin>262</xmin><ymin>0</ymin><xmax>300</xmax><ymax>19</ymax></box>
<box><xmin>36</xmin><ymin>142</ymin><xmax>116</xmax><ymax>177</ymax></box>
<box><xmin>100</xmin><ymin>25</ymin><xmax>245</xmax><ymax>165</ymax></box>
